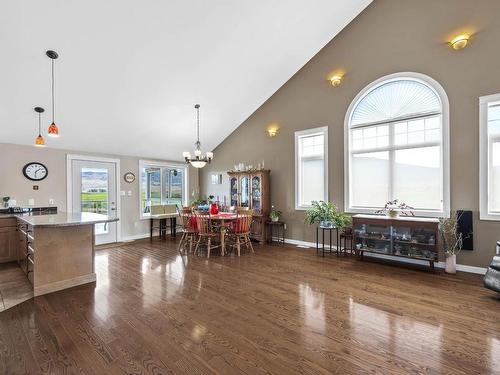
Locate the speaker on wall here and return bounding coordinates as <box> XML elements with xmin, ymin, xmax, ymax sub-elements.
<box><xmin>457</xmin><ymin>210</ymin><xmax>473</xmax><ymax>251</ymax></box>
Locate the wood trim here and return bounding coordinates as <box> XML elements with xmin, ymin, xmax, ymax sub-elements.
<box><xmin>34</xmin><ymin>273</ymin><xmax>96</xmax><ymax>297</ymax></box>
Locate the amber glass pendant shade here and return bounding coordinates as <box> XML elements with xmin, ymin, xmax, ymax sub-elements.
<box><xmin>48</xmin><ymin>122</ymin><xmax>59</xmax><ymax>137</ymax></box>
<box><xmin>35</xmin><ymin>134</ymin><xmax>46</xmax><ymax>147</ymax></box>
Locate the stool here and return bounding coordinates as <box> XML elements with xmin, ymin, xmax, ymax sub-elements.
<box><xmin>339</xmin><ymin>227</ymin><xmax>354</xmax><ymax>256</ymax></box>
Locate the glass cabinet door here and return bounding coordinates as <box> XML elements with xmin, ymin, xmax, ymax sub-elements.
<box><xmin>230</xmin><ymin>176</ymin><xmax>239</xmax><ymax>207</ymax></box>
<box><xmin>240</xmin><ymin>176</ymin><xmax>249</xmax><ymax>207</ymax></box>
<box><xmin>392</xmin><ymin>225</ymin><xmax>436</xmax><ymax>259</ymax></box>
<box><xmin>354</xmin><ymin>222</ymin><xmax>392</xmax><ymax>254</ymax></box>
<box><xmin>251</xmin><ymin>175</ymin><xmax>261</xmax><ymax>213</ymax></box>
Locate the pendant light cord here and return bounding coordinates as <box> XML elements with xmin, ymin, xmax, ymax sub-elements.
<box><xmin>51</xmin><ymin>58</ymin><xmax>55</xmax><ymax>123</ymax></box>
<box><xmin>38</xmin><ymin>113</ymin><xmax>42</xmax><ymax>136</ymax></box>
<box><xmin>196</xmin><ymin>105</ymin><xmax>200</xmax><ymax>146</ymax></box>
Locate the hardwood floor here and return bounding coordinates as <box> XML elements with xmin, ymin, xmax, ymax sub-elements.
<box><xmin>0</xmin><ymin>237</ymin><xmax>499</xmax><ymax>374</ymax></box>
<box><xmin>0</xmin><ymin>262</ymin><xmax>33</xmax><ymax>312</ymax></box>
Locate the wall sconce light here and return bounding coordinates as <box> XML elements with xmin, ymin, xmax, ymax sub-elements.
<box><xmin>266</xmin><ymin>124</ymin><xmax>279</xmax><ymax>137</ymax></box>
<box><xmin>330</xmin><ymin>75</ymin><xmax>343</xmax><ymax>87</ymax></box>
<box><xmin>449</xmin><ymin>34</ymin><xmax>470</xmax><ymax>50</ymax></box>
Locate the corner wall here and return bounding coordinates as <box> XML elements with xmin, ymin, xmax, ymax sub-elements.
<box><xmin>200</xmin><ymin>0</ymin><xmax>500</xmax><ymax>268</ymax></box>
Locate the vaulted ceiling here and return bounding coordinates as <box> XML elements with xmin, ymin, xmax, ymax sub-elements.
<box><xmin>0</xmin><ymin>0</ymin><xmax>371</xmax><ymax>160</ymax></box>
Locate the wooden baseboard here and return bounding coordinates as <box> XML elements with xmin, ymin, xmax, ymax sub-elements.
<box><xmin>34</xmin><ymin>273</ymin><xmax>96</xmax><ymax>297</ymax></box>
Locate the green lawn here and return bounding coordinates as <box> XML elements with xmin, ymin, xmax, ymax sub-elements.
<box><xmin>81</xmin><ymin>192</ymin><xmax>108</xmax><ymax>202</ymax></box>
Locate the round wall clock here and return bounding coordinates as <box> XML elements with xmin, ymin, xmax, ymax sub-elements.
<box><xmin>23</xmin><ymin>162</ymin><xmax>48</xmax><ymax>181</ymax></box>
<box><xmin>124</xmin><ymin>172</ymin><xmax>136</xmax><ymax>183</ymax></box>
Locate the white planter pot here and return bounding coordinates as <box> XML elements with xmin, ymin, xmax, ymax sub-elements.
<box><xmin>445</xmin><ymin>254</ymin><xmax>457</xmax><ymax>274</ymax></box>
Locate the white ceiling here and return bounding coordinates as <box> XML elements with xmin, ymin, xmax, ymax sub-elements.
<box><xmin>0</xmin><ymin>0</ymin><xmax>371</xmax><ymax>160</ymax></box>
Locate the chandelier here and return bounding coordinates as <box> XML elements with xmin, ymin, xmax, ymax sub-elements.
<box><xmin>183</xmin><ymin>104</ymin><xmax>213</xmax><ymax>168</ymax></box>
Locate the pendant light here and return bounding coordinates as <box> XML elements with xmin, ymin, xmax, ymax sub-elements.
<box><xmin>46</xmin><ymin>50</ymin><xmax>60</xmax><ymax>137</ymax></box>
<box><xmin>34</xmin><ymin>107</ymin><xmax>46</xmax><ymax>147</ymax></box>
<box><xmin>182</xmin><ymin>104</ymin><xmax>214</xmax><ymax>168</ymax></box>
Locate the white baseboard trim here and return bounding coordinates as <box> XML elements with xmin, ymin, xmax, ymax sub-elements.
<box><xmin>284</xmin><ymin>237</ymin><xmax>487</xmax><ymax>275</ymax></box>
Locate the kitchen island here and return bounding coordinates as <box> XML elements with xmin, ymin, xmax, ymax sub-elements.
<box><xmin>1</xmin><ymin>212</ymin><xmax>118</xmax><ymax>297</ymax></box>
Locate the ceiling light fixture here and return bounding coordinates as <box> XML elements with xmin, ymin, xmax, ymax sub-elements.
<box><xmin>46</xmin><ymin>50</ymin><xmax>60</xmax><ymax>137</ymax></box>
<box><xmin>34</xmin><ymin>107</ymin><xmax>46</xmax><ymax>147</ymax></box>
<box><xmin>449</xmin><ymin>34</ymin><xmax>470</xmax><ymax>50</ymax></box>
<box><xmin>183</xmin><ymin>104</ymin><xmax>213</xmax><ymax>168</ymax></box>
<box><xmin>330</xmin><ymin>75</ymin><xmax>343</xmax><ymax>87</ymax></box>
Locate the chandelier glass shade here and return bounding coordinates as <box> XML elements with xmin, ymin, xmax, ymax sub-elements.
<box><xmin>183</xmin><ymin>104</ymin><xmax>213</xmax><ymax>168</ymax></box>
<box><xmin>34</xmin><ymin>107</ymin><xmax>46</xmax><ymax>147</ymax></box>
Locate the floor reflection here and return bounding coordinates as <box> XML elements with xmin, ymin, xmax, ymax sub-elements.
<box><xmin>299</xmin><ymin>283</ymin><xmax>326</xmax><ymax>334</ymax></box>
<box><xmin>349</xmin><ymin>297</ymin><xmax>442</xmax><ymax>368</ymax></box>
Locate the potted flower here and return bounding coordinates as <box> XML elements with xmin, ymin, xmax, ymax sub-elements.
<box><xmin>304</xmin><ymin>201</ymin><xmax>351</xmax><ymax>230</ymax></box>
<box><xmin>439</xmin><ymin>211</ymin><xmax>465</xmax><ymax>274</ymax></box>
<box><xmin>269</xmin><ymin>205</ymin><xmax>282</xmax><ymax>222</ymax></box>
<box><xmin>375</xmin><ymin>199</ymin><xmax>415</xmax><ymax>218</ymax></box>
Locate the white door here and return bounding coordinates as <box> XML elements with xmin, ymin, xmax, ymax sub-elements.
<box><xmin>70</xmin><ymin>159</ymin><xmax>118</xmax><ymax>245</ymax></box>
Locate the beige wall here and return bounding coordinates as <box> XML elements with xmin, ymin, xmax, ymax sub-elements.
<box><xmin>0</xmin><ymin>142</ymin><xmax>199</xmax><ymax>240</ymax></box>
<box><xmin>200</xmin><ymin>0</ymin><xmax>500</xmax><ymax>268</ymax></box>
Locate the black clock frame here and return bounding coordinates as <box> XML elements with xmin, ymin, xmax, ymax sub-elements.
<box><xmin>23</xmin><ymin>162</ymin><xmax>49</xmax><ymax>181</ymax></box>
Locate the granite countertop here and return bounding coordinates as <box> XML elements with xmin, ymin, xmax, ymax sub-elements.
<box><xmin>14</xmin><ymin>212</ymin><xmax>119</xmax><ymax>228</ymax></box>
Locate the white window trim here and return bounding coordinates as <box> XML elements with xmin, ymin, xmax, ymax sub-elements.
<box><xmin>479</xmin><ymin>93</ymin><xmax>500</xmax><ymax>220</ymax></box>
<box><xmin>295</xmin><ymin>126</ymin><xmax>328</xmax><ymax>210</ymax></box>
<box><xmin>138</xmin><ymin>159</ymin><xmax>189</xmax><ymax>220</ymax></box>
<box><xmin>344</xmin><ymin>72</ymin><xmax>450</xmax><ymax>218</ymax></box>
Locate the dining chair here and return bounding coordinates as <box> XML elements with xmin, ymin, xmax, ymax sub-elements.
<box><xmin>226</xmin><ymin>213</ymin><xmax>254</xmax><ymax>256</ymax></box>
<box><xmin>194</xmin><ymin>213</ymin><xmax>220</xmax><ymax>258</ymax></box>
<box><xmin>177</xmin><ymin>211</ymin><xmax>197</xmax><ymax>255</ymax></box>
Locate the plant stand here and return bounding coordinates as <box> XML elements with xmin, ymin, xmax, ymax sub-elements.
<box><xmin>316</xmin><ymin>226</ymin><xmax>339</xmax><ymax>257</ymax></box>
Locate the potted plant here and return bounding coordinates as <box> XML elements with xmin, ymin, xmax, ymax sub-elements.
<box><xmin>304</xmin><ymin>201</ymin><xmax>350</xmax><ymax>229</ymax></box>
<box><xmin>269</xmin><ymin>205</ymin><xmax>282</xmax><ymax>222</ymax></box>
<box><xmin>375</xmin><ymin>199</ymin><xmax>415</xmax><ymax>218</ymax></box>
<box><xmin>2</xmin><ymin>197</ymin><xmax>10</xmax><ymax>208</ymax></box>
<box><xmin>439</xmin><ymin>211</ymin><xmax>465</xmax><ymax>274</ymax></box>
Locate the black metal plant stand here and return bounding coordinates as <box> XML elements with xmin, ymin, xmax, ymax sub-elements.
<box><xmin>316</xmin><ymin>226</ymin><xmax>339</xmax><ymax>257</ymax></box>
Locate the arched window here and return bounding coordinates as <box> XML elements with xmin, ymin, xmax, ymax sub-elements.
<box><xmin>344</xmin><ymin>72</ymin><xmax>449</xmax><ymax>216</ymax></box>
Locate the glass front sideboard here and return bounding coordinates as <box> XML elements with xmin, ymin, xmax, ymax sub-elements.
<box><xmin>352</xmin><ymin>214</ymin><xmax>440</xmax><ymax>270</ymax></box>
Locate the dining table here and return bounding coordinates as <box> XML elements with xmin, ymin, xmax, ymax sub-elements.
<box><xmin>209</xmin><ymin>212</ymin><xmax>238</xmax><ymax>256</ymax></box>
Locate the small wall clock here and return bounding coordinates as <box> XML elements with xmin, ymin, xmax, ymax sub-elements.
<box><xmin>23</xmin><ymin>162</ymin><xmax>48</xmax><ymax>181</ymax></box>
<box><xmin>124</xmin><ymin>172</ymin><xmax>136</xmax><ymax>183</ymax></box>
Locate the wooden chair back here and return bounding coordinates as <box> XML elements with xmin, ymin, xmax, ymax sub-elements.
<box><xmin>236</xmin><ymin>206</ymin><xmax>250</xmax><ymax>214</ymax></box>
<box><xmin>233</xmin><ymin>214</ymin><xmax>253</xmax><ymax>234</ymax></box>
<box><xmin>195</xmin><ymin>214</ymin><xmax>213</xmax><ymax>235</ymax></box>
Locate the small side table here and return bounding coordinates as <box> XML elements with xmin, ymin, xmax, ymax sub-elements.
<box><xmin>266</xmin><ymin>221</ymin><xmax>286</xmax><ymax>246</ymax></box>
<box><xmin>316</xmin><ymin>226</ymin><xmax>339</xmax><ymax>257</ymax></box>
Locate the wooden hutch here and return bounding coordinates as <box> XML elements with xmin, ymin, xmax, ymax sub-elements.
<box><xmin>228</xmin><ymin>170</ymin><xmax>270</xmax><ymax>244</ymax></box>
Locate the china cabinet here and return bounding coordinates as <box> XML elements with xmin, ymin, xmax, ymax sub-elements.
<box><xmin>228</xmin><ymin>170</ymin><xmax>270</xmax><ymax>243</ymax></box>
<box><xmin>352</xmin><ymin>214</ymin><xmax>440</xmax><ymax>270</ymax></box>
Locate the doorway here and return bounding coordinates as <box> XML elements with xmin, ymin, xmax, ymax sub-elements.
<box><xmin>67</xmin><ymin>155</ymin><xmax>120</xmax><ymax>245</ymax></box>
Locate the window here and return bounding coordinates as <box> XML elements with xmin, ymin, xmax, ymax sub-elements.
<box><xmin>345</xmin><ymin>73</ymin><xmax>449</xmax><ymax>217</ymax></box>
<box><xmin>295</xmin><ymin>127</ymin><xmax>328</xmax><ymax>209</ymax></box>
<box><xmin>139</xmin><ymin>160</ymin><xmax>188</xmax><ymax>218</ymax></box>
<box><xmin>480</xmin><ymin>93</ymin><xmax>500</xmax><ymax>220</ymax></box>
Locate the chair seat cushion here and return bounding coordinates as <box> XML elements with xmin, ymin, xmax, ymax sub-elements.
<box><xmin>484</xmin><ymin>266</ymin><xmax>500</xmax><ymax>292</ymax></box>
<box><xmin>490</xmin><ymin>256</ymin><xmax>500</xmax><ymax>271</ymax></box>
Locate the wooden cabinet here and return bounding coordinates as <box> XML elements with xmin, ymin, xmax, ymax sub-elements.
<box><xmin>0</xmin><ymin>218</ymin><xmax>18</xmax><ymax>263</ymax></box>
<box><xmin>352</xmin><ymin>214</ymin><xmax>440</xmax><ymax>270</ymax></box>
<box><xmin>228</xmin><ymin>170</ymin><xmax>270</xmax><ymax>243</ymax></box>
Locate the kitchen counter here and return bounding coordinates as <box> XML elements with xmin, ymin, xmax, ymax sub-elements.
<box><xmin>15</xmin><ymin>212</ymin><xmax>118</xmax><ymax>227</ymax></box>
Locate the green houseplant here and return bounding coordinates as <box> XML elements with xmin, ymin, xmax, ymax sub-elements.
<box><xmin>269</xmin><ymin>205</ymin><xmax>282</xmax><ymax>222</ymax></box>
<box><xmin>304</xmin><ymin>201</ymin><xmax>351</xmax><ymax>230</ymax></box>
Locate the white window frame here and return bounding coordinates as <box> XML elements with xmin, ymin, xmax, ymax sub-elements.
<box><xmin>139</xmin><ymin>159</ymin><xmax>189</xmax><ymax>219</ymax></box>
<box><xmin>344</xmin><ymin>72</ymin><xmax>450</xmax><ymax>218</ymax></box>
<box><xmin>295</xmin><ymin>126</ymin><xmax>329</xmax><ymax>210</ymax></box>
<box><xmin>479</xmin><ymin>93</ymin><xmax>500</xmax><ymax>220</ymax></box>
